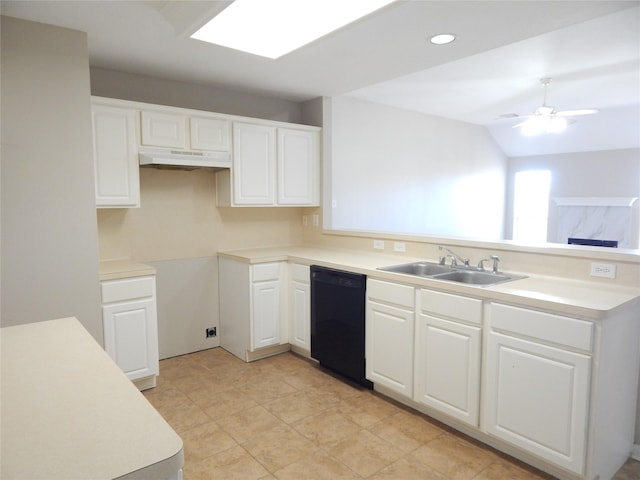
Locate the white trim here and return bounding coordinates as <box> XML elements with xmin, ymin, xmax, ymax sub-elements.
<box><xmin>552</xmin><ymin>197</ymin><xmax>638</xmax><ymax>207</ymax></box>
<box><xmin>632</xmin><ymin>444</ymin><xmax>640</xmax><ymax>461</ymax></box>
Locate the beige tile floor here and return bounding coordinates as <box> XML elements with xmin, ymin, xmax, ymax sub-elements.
<box><xmin>144</xmin><ymin>347</ymin><xmax>640</xmax><ymax>480</ymax></box>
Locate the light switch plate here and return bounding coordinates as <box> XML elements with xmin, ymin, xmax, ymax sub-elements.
<box><xmin>393</xmin><ymin>242</ymin><xmax>406</xmax><ymax>252</ymax></box>
<box><xmin>373</xmin><ymin>240</ymin><xmax>385</xmax><ymax>250</ymax></box>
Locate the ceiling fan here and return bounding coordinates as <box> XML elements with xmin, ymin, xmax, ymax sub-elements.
<box><xmin>510</xmin><ymin>78</ymin><xmax>599</xmax><ymax>136</ymax></box>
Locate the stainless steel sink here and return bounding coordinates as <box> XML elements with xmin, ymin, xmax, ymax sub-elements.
<box><xmin>377</xmin><ymin>261</ymin><xmax>526</xmax><ymax>286</ymax></box>
<box><xmin>430</xmin><ymin>270</ymin><xmax>523</xmax><ymax>286</ymax></box>
<box><xmin>378</xmin><ymin>262</ymin><xmax>452</xmax><ymax>276</ymax></box>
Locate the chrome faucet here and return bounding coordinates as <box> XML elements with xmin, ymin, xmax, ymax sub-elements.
<box><xmin>438</xmin><ymin>245</ymin><xmax>470</xmax><ymax>267</ymax></box>
<box><xmin>478</xmin><ymin>255</ymin><xmax>500</xmax><ymax>273</ymax></box>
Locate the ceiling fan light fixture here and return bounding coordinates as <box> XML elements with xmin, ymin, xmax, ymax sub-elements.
<box><xmin>429</xmin><ymin>33</ymin><xmax>456</xmax><ymax>45</ymax></box>
<box><xmin>520</xmin><ymin>117</ymin><xmax>546</xmax><ymax>136</ymax></box>
<box><xmin>547</xmin><ymin>116</ymin><xmax>567</xmax><ymax>133</ymax></box>
<box><xmin>520</xmin><ymin>114</ymin><xmax>568</xmax><ymax>136</ymax></box>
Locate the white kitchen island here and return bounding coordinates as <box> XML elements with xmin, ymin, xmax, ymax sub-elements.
<box><xmin>1</xmin><ymin>317</ymin><xmax>183</xmax><ymax>480</ymax></box>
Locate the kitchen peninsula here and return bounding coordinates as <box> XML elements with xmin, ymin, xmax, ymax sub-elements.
<box><xmin>0</xmin><ymin>317</ymin><xmax>183</xmax><ymax>480</ymax></box>
<box><xmin>218</xmin><ymin>244</ymin><xmax>640</xmax><ymax>480</ymax></box>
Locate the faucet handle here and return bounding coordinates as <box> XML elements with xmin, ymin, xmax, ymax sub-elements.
<box><xmin>478</xmin><ymin>255</ymin><xmax>501</xmax><ymax>273</ymax></box>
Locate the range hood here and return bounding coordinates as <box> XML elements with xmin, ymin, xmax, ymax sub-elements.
<box><xmin>138</xmin><ymin>148</ymin><xmax>231</xmax><ymax>170</ymax></box>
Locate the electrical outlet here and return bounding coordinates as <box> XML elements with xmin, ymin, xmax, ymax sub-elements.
<box><xmin>312</xmin><ymin>214</ymin><xmax>319</xmax><ymax>227</ymax></box>
<box><xmin>393</xmin><ymin>242</ymin><xmax>406</xmax><ymax>252</ymax></box>
<box><xmin>590</xmin><ymin>262</ymin><xmax>616</xmax><ymax>279</ymax></box>
<box><xmin>206</xmin><ymin>327</ymin><xmax>217</xmax><ymax>338</ymax></box>
<box><xmin>373</xmin><ymin>240</ymin><xmax>385</xmax><ymax>250</ymax></box>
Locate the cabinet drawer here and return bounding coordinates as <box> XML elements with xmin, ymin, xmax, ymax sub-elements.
<box><xmin>252</xmin><ymin>262</ymin><xmax>281</xmax><ymax>282</ymax></box>
<box><xmin>101</xmin><ymin>276</ymin><xmax>155</xmax><ymax>304</ymax></box>
<box><xmin>290</xmin><ymin>263</ymin><xmax>310</xmax><ymax>283</ymax></box>
<box><xmin>419</xmin><ymin>289</ymin><xmax>482</xmax><ymax>325</ymax></box>
<box><xmin>490</xmin><ymin>303</ymin><xmax>593</xmax><ymax>352</ymax></box>
<box><xmin>368</xmin><ymin>279</ymin><xmax>414</xmax><ymax>309</ymax></box>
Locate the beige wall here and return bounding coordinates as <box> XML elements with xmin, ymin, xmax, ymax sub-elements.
<box><xmin>97</xmin><ymin>169</ymin><xmax>306</xmax><ymax>262</ymax></box>
<box><xmin>0</xmin><ymin>17</ymin><xmax>102</xmax><ymax>342</ymax></box>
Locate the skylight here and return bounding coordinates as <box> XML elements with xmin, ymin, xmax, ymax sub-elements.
<box><xmin>190</xmin><ymin>0</ymin><xmax>396</xmax><ymax>59</ymax></box>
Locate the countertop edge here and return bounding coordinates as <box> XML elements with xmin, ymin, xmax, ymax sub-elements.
<box><xmin>115</xmin><ymin>448</ymin><xmax>184</xmax><ymax>480</ymax></box>
<box><xmin>218</xmin><ymin>247</ymin><xmax>640</xmax><ymax>320</ymax></box>
<box><xmin>99</xmin><ymin>259</ymin><xmax>156</xmax><ymax>281</ymax></box>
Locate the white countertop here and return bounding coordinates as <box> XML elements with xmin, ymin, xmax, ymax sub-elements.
<box><xmin>218</xmin><ymin>246</ymin><xmax>640</xmax><ymax>320</ymax></box>
<box><xmin>0</xmin><ymin>317</ymin><xmax>183</xmax><ymax>480</ymax></box>
<box><xmin>99</xmin><ymin>259</ymin><xmax>156</xmax><ymax>281</ymax></box>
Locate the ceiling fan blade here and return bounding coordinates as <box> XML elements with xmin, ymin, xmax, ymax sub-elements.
<box><xmin>556</xmin><ymin>108</ymin><xmax>599</xmax><ymax>117</ymax></box>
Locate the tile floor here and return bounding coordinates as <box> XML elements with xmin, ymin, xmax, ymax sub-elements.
<box><xmin>143</xmin><ymin>347</ymin><xmax>640</xmax><ymax>480</ymax></box>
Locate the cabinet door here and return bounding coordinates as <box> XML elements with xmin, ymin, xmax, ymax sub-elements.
<box><xmin>484</xmin><ymin>331</ymin><xmax>590</xmax><ymax>474</ymax></box>
<box><xmin>103</xmin><ymin>298</ymin><xmax>159</xmax><ymax>381</ymax></box>
<box><xmin>290</xmin><ymin>279</ymin><xmax>310</xmax><ymax>351</ymax></box>
<box><xmin>92</xmin><ymin>105</ymin><xmax>140</xmax><ymax>207</ymax></box>
<box><xmin>140</xmin><ymin>111</ymin><xmax>186</xmax><ymax>149</ymax></box>
<box><xmin>366</xmin><ymin>300</ymin><xmax>414</xmax><ymax>397</ymax></box>
<box><xmin>233</xmin><ymin>123</ymin><xmax>276</xmax><ymax>205</ymax></box>
<box><xmin>415</xmin><ymin>314</ymin><xmax>481</xmax><ymax>426</ymax></box>
<box><xmin>277</xmin><ymin>128</ymin><xmax>319</xmax><ymax>205</ymax></box>
<box><xmin>190</xmin><ymin>117</ymin><xmax>231</xmax><ymax>152</ymax></box>
<box><xmin>252</xmin><ymin>279</ymin><xmax>281</xmax><ymax>349</ymax></box>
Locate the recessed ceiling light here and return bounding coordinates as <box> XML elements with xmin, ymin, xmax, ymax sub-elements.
<box><xmin>191</xmin><ymin>0</ymin><xmax>396</xmax><ymax>59</ymax></box>
<box><xmin>429</xmin><ymin>33</ymin><xmax>456</xmax><ymax>45</ymax></box>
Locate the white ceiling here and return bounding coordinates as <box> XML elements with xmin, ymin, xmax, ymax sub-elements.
<box><xmin>2</xmin><ymin>0</ymin><xmax>639</xmax><ymax>157</ymax></box>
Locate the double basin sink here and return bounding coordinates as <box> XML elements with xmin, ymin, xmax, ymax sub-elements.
<box><xmin>378</xmin><ymin>261</ymin><xmax>526</xmax><ymax>286</ymax></box>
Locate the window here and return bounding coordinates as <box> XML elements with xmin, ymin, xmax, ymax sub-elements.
<box><xmin>512</xmin><ymin>170</ymin><xmax>551</xmax><ymax>243</ymax></box>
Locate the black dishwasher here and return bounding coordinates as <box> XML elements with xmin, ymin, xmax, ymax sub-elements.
<box><xmin>310</xmin><ymin>265</ymin><xmax>373</xmax><ymax>389</ymax></box>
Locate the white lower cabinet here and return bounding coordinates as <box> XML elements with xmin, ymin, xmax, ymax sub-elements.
<box><xmin>414</xmin><ymin>289</ymin><xmax>482</xmax><ymax>427</ymax></box>
<box><xmin>251</xmin><ymin>263</ymin><xmax>282</xmax><ymax>349</ymax></box>
<box><xmin>483</xmin><ymin>303</ymin><xmax>592</xmax><ymax>475</ymax></box>
<box><xmin>366</xmin><ymin>279</ymin><xmax>415</xmax><ymax>398</ymax></box>
<box><xmin>101</xmin><ymin>275</ymin><xmax>159</xmax><ymax>390</ymax></box>
<box><xmin>289</xmin><ymin>264</ymin><xmax>310</xmax><ymax>355</ymax></box>
<box><xmin>218</xmin><ymin>257</ymin><xmax>288</xmax><ymax>361</ymax></box>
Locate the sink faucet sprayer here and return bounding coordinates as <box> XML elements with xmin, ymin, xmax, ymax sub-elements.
<box><xmin>438</xmin><ymin>246</ymin><xmax>470</xmax><ymax>267</ymax></box>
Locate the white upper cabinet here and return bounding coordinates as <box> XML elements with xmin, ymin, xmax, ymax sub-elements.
<box><xmin>92</xmin><ymin>104</ymin><xmax>140</xmax><ymax>208</ymax></box>
<box><xmin>277</xmin><ymin>128</ymin><xmax>320</xmax><ymax>205</ymax></box>
<box><xmin>231</xmin><ymin>122</ymin><xmax>277</xmax><ymax>205</ymax></box>
<box><xmin>90</xmin><ymin>96</ymin><xmax>320</xmax><ymax>209</ymax></box>
<box><xmin>141</xmin><ymin>110</ymin><xmax>231</xmax><ymax>152</ymax></box>
<box><xmin>217</xmin><ymin>122</ymin><xmax>320</xmax><ymax>207</ymax></box>
<box><xmin>190</xmin><ymin>116</ymin><xmax>231</xmax><ymax>152</ymax></box>
<box><xmin>141</xmin><ymin>111</ymin><xmax>187</xmax><ymax>149</ymax></box>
